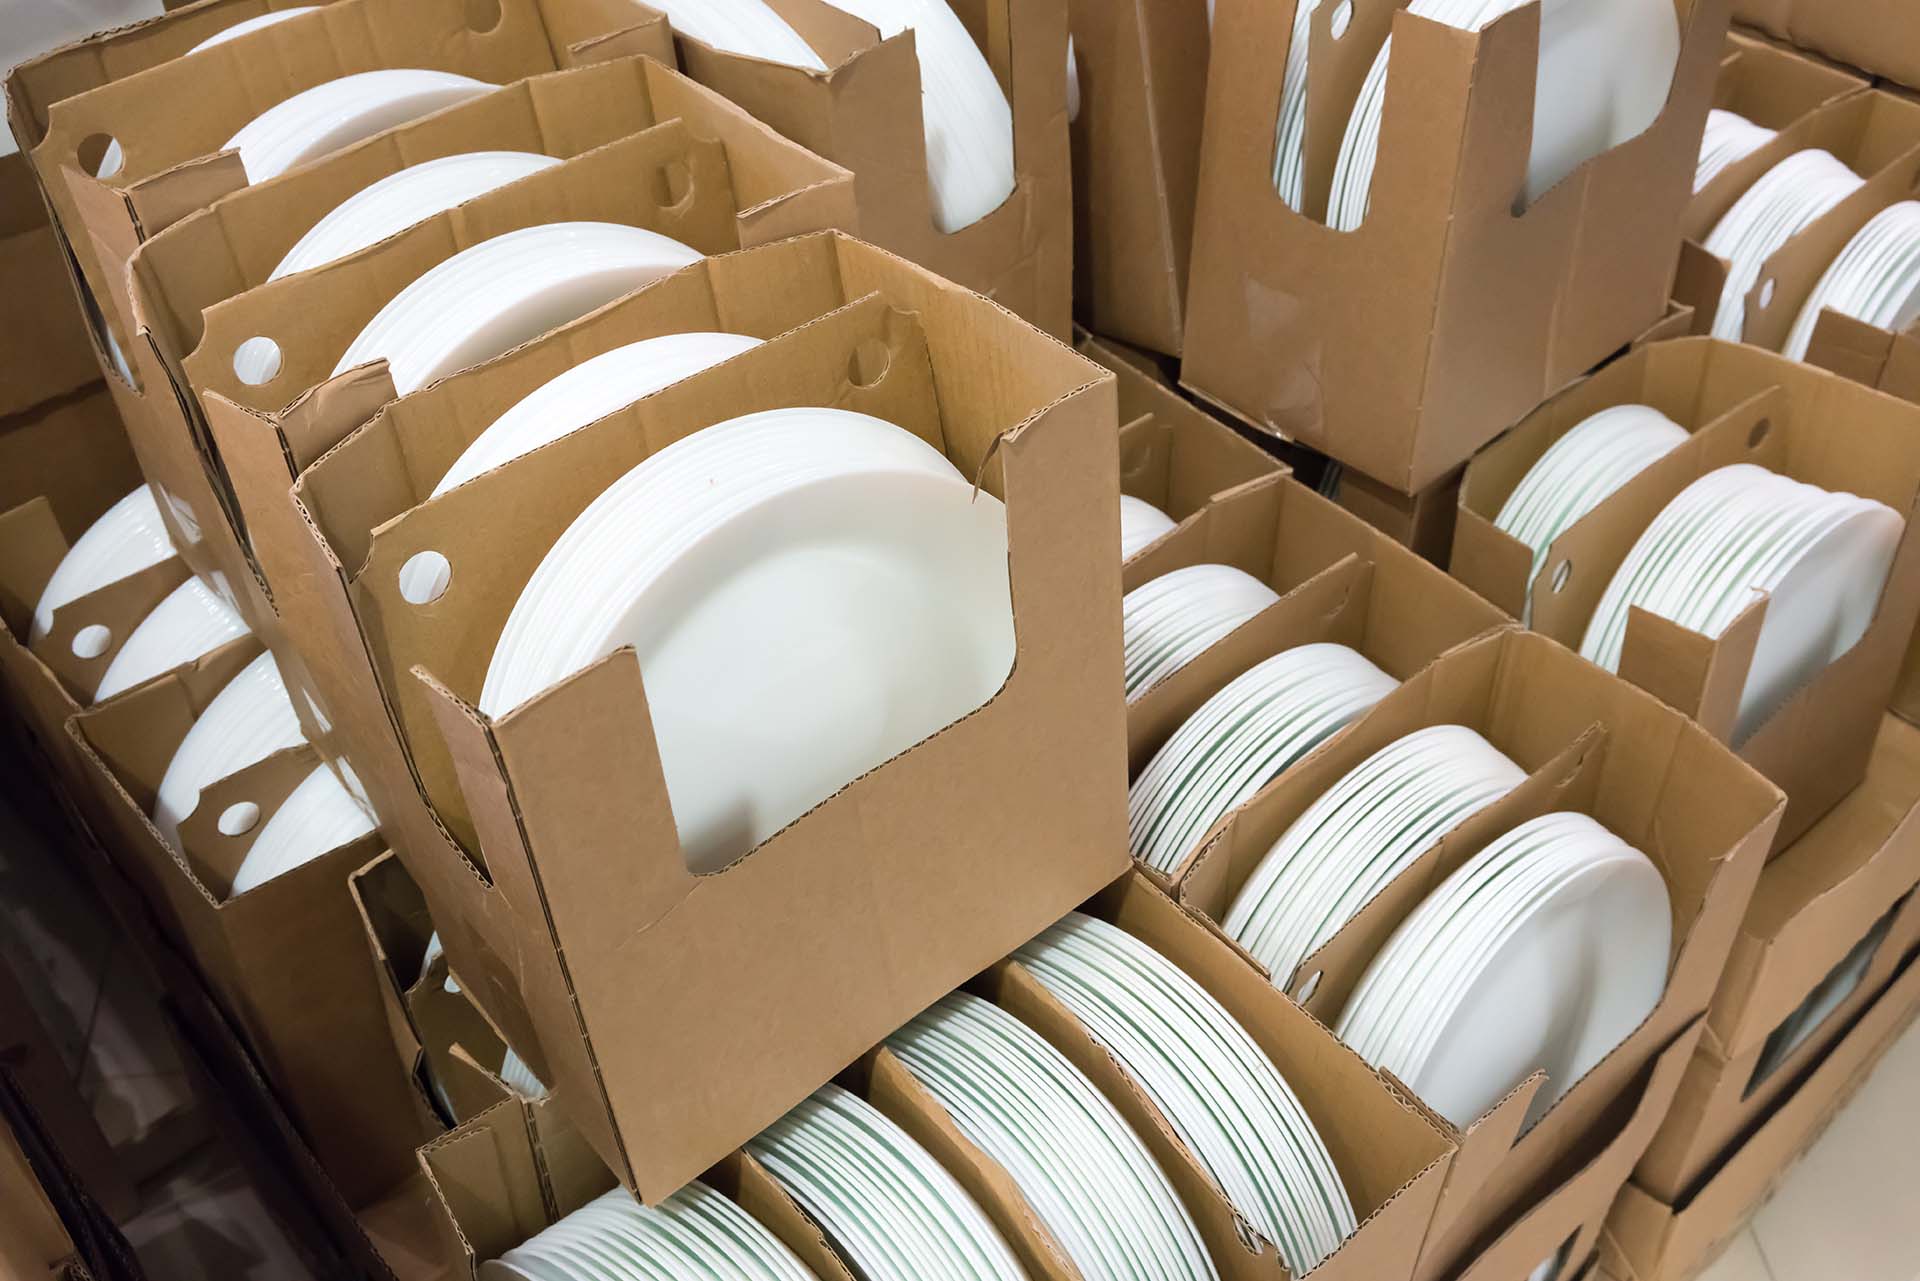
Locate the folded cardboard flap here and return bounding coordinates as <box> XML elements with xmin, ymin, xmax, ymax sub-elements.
<box><xmin>655</xmin><ymin>0</ymin><xmax>1071</xmax><ymax>336</ymax></box>
<box><xmin>1121</xmin><ymin>475</ymin><xmax>1511</xmax><ymax>781</ymax></box>
<box><xmin>1067</xmin><ymin>0</ymin><xmax>1210</xmax><ymax>355</ymax></box>
<box><xmin>1448</xmin><ymin>1021</ymin><xmax>1704</xmax><ymax>1281</ymax></box>
<box><xmin>1602</xmin><ymin>946</ymin><xmax>1920</xmax><ymax>1281</ymax></box>
<box><xmin>987</xmin><ymin>870</ymin><xmax>1454</xmax><ymax>1281</ymax></box>
<box><xmin>1175</xmin><ymin>629</ymin><xmax>1784</xmax><ymax>1276</ymax></box>
<box><xmin>1183</xmin><ymin>0</ymin><xmax>1725</xmax><ymax>492</ymax></box>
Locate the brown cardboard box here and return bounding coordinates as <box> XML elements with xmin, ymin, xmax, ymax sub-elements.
<box><xmin>648</xmin><ymin>0</ymin><xmax>1072</xmax><ymax>338</ymax></box>
<box><xmin>1601</xmin><ymin>945</ymin><xmax>1920</xmax><ymax>1281</ymax></box>
<box><xmin>62</xmin><ymin>653</ymin><xmax>435</xmax><ymax>1207</ymax></box>
<box><xmin>987</xmin><ymin>871</ymin><xmax>1459</xmax><ymax>1281</ymax></box>
<box><xmin>1067</xmin><ymin>0</ymin><xmax>1208</xmax><ymax>354</ymax></box>
<box><xmin>1452</xmin><ymin>339</ymin><xmax>1920</xmax><ymax>849</ymax></box>
<box><xmin>6</xmin><ymin>0</ymin><xmax>669</xmax><ymax>370</ymax></box>
<box><xmin>1076</xmin><ymin>332</ymin><xmax>1289</xmax><ymax>563</ymax></box>
<box><xmin>1633</xmin><ymin>713</ymin><xmax>1920</xmax><ymax>1200</ymax></box>
<box><xmin>349</xmin><ymin>852</ymin><xmax>520</xmax><ymax>1133</ymax></box>
<box><xmin>1325</xmin><ymin>465</ymin><xmax>1462</xmax><ymax>566</ymax></box>
<box><xmin>1675</xmin><ymin>87</ymin><xmax>1920</xmax><ymax>347</ymax></box>
<box><xmin>123</xmin><ymin>52</ymin><xmax>852</xmax><ymax>626</ymax></box>
<box><xmin>1122</xmin><ymin>475</ymin><xmax>1511</xmax><ymax>810</ymax></box>
<box><xmin>262</xmin><ymin>232</ymin><xmax>1127</xmax><ymax>1200</ymax></box>
<box><xmin>1732</xmin><ymin>0</ymin><xmax>1920</xmax><ymax>98</ymax></box>
<box><xmin>1177</xmin><ymin>628</ymin><xmax>1787</xmax><ymax>1280</ymax></box>
<box><xmin>0</xmin><ymin>154</ymin><xmax>97</xmax><ymax>418</ymax></box>
<box><xmin>1182</xmin><ymin>0</ymin><xmax>1727</xmax><ymax>495</ymax></box>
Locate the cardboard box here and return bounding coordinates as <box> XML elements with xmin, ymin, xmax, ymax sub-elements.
<box><xmin>1700</xmin><ymin>31</ymin><xmax>1865</xmax><ymax>197</ymax></box>
<box><xmin>1633</xmin><ymin>713</ymin><xmax>1920</xmax><ymax>1200</ymax></box>
<box><xmin>1121</xmin><ymin>475</ymin><xmax>1511</xmax><ymax>814</ymax></box>
<box><xmin>1181</xmin><ymin>0</ymin><xmax>1727</xmax><ymax>494</ymax></box>
<box><xmin>1325</xmin><ymin>464</ymin><xmax>1462</xmax><ymax>566</ymax></box>
<box><xmin>1675</xmin><ymin>87</ymin><xmax>1920</xmax><ymax>348</ymax></box>
<box><xmin>264</xmin><ymin>232</ymin><xmax>1128</xmax><ymax>1200</ymax></box>
<box><xmin>124</xmin><ymin>53</ymin><xmax>851</xmax><ymax>626</ymax></box>
<box><xmin>63</xmin><ymin>650</ymin><xmax>434</xmax><ymax>1207</ymax></box>
<box><xmin>6</xmin><ymin>0</ymin><xmax>669</xmax><ymax>371</ymax></box>
<box><xmin>1601</xmin><ymin>945</ymin><xmax>1920</xmax><ymax>1281</ymax></box>
<box><xmin>0</xmin><ymin>153</ymin><xmax>97</xmax><ymax>418</ymax></box>
<box><xmin>650</xmin><ymin>0</ymin><xmax>1072</xmax><ymax>338</ymax></box>
<box><xmin>349</xmin><ymin>851</ymin><xmax>521</xmax><ymax>1130</ymax></box>
<box><xmin>1075</xmin><ymin>331</ymin><xmax>1289</xmax><ymax>564</ymax></box>
<box><xmin>1177</xmin><ymin>628</ymin><xmax>1787</xmax><ymax>1280</ymax></box>
<box><xmin>1067</xmin><ymin>0</ymin><xmax>1208</xmax><ymax>354</ymax></box>
<box><xmin>1453</xmin><ymin>338</ymin><xmax>1920</xmax><ymax>850</ymax></box>
<box><xmin>1732</xmin><ymin>0</ymin><xmax>1920</xmax><ymax>99</ymax></box>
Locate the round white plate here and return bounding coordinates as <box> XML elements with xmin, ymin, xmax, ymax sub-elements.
<box><xmin>32</xmin><ymin>488</ymin><xmax>176</xmax><ymax>642</ymax></box>
<box><xmin>152</xmin><ymin>651</ymin><xmax>305</xmax><ymax>853</ymax></box>
<box><xmin>228</xmin><ymin>764</ymin><xmax>376</xmax><ymax>896</ymax></box>
<box><xmin>222</xmin><ymin>69</ymin><xmax>495</xmax><ymax>184</ymax></box>
<box><xmin>1121</xmin><ymin>494</ymin><xmax>1176</xmax><ymax>560</ymax></box>
<box><xmin>92</xmin><ymin>575</ymin><xmax>249</xmax><ymax>704</ymax></box>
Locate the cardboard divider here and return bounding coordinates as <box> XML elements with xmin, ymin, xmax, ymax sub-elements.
<box><xmin>1731</xmin><ymin>0</ymin><xmax>1920</xmax><ymax>106</ymax></box>
<box><xmin>0</xmin><ymin>154</ymin><xmax>99</xmax><ymax>418</ymax></box>
<box><xmin>1674</xmin><ymin>87</ymin><xmax>1920</xmax><ymax>339</ymax></box>
<box><xmin>1079</xmin><ymin>331</ymin><xmax>1289</xmax><ymax>564</ymax></box>
<box><xmin>1182</xmin><ymin>0</ymin><xmax>1728</xmax><ymax>494</ymax></box>
<box><xmin>1455</xmin><ymin>339</ymin><xmax>1920</xmax><ymax>850</ymax></box>
<box><xmin>1120</xmin><ymin>476</ymin><xmax>1511</xmax><ymax>784</ymax></box>
<box><xmin>1687</xmin><ymin>33</ymin><xmax>1869</xmax><ymax>230</ymax></box>
<box><xmin>265</xmin><ymin>233</ymin><xmax>1126</xmax><ymax>1201</ymax></box>
<box><xmin>1066</xmin><ymin>0</ymin><xmax>1209</xmax><ymax>354</ymax></box>
<box><xmin>61</xmin><ymin>658</ymin><xmax>434</xmax><ymax>1207</ymax></box>
<box><xmin>984</xmin><ymin>869</ymin><xmax>1456</xmax><ymax>1281</ymax></box>
<box><xmin>416</xmin><ymin>1096</ymin><xmax>857</xmax><ymax>1281</ymax></box>
<box><xmin>652</xmin><ymin>0</ymin><xmax>1072</xmax><ymax>337</ymax></box>
<box><xmin>1176</xmin><ymin>628</ymin><xmax>1786</xmax><ymax>1280</ymax></box>
<box><xmin>11</xmin><ymin>0</ymin><xmax>669</xmax><ymax>368</ymax></box>
<box><xmin>1601</xmin><ymin>945</ymin><xmax>1920</xmax><ymax>1281</ymax></box>
<box><xmin>349</xmin><ymin>851</ymin><xmax>514</xmax><ymax>1130</ymax></box>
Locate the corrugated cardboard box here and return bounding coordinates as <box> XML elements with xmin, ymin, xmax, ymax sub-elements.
<box><xmin>1634</xmin><ymin>713</ymin><xmax>1920</xmax><ymax>1200</ymax></box>
<box><xmin>647</xmin><ymin>0</ymin><xmax>1072</xmax><ymax>337</ymax></box>
<box><xmin>1601</xmin><ymin>944</ymin><xmax>1920</xmax><ymax>1281</ymax></box>
<box><xmin>1121</xmin><ymin>476</ymin><xmax>1511</xmax><ymax>794</ymax></box>
<box><xmin>1182</xmin><ymin>0</ymin><xmax>1726</xmax><ymax>494</ymax></box>
<box><xmin>1177</xmin><ymin>628</ymin><xmax>1787</xmax><ymax>1281</ymax></box>
<box><xmin>1453</xmin><ymin>339</ymin><xmax>1920</xmax><ymax>850</ymax></box>
<box><xmin>257</xmin><ymin>232</ymin><xmax>1129</xmax><ymax>1200</ymax></box>
<box><xmin>1675</xmin><ymin>87</ymin><xmax>1920</xmax><ymax>348</ymax></box>
<box><xmin>1075</xmin><ymin>332</ymin><xmax>1288</xmax><ymax>565</ymax></box>
<box><xmin>1732</xmin><ymin>0</ymin><xmax>1920</xmax><ymax>98</ymax></box>
<box><xmin>0</xmin><ymin>154</ymin><xmax>97</xmax><ymax>418</ymax></box>
<box><xmin>6</xmin><ymin>0</ymin><xmax>667</xmax><ymax>370</ymax></box>
<box><xmin>1067</xmin><ymin>0</ymin><xmax>1208</xmax><ymax>354</ymax></box>
<box><xmin>63</xmin><ymin>651</ymin><xmax>433</xmax><ymax>1207</ymax></box>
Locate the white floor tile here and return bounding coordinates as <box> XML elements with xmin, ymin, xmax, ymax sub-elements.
<box><xmin>1749</xmin><ymin>1017</ymin><xmax>1920</xmax><ymax>1281</ymax></box>
<box><xmin>1696</xmin><ymin>1228</ymin><xmax>1774</xmax><ymax>1281</ymax></box>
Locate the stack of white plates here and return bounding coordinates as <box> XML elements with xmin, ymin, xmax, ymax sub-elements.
<box><xmin>1335</xmin><ymin>812</ymin><xmax>1671</xmax><ymax>1129</ymax></box>
<box><xmin>1784</xmin><ymin>200</ymin><xmax>1920</xmax><ymax>361</ymax></box>
<box><xmin>1270</xmin><ymin>0</ymin><xmax>1325</xmax><ymax>211</ymax></box>
<box><xmin>823</xmin><ymin>0</ymin><xmax>1016</xmax><ymax>232</ymax></box>
<box><xmin>1578</xmin><ymin>463</ymin><xmax>1903</xmax><ymax>743</ymax></box>
<box><xmin>1328</xmin><ymin>0</ymin><xmax>1679</xmax><ymax>230</ymax></box>
<box><xmin>888</xmin><ymin>991</ymin><xmax>1218</xmax><ymax>1281</ymax></box>
<box><xmin>747</xmin><ymin>1085</ymin><xmax>1026</xmax><ymax>1281</ymax></box>
<box><xmin>270</xmin><ymin>151</ymin><xmax>562</xmax><ymax>280</ymax></box>
<box><xmin>1015</xmin><ymin>912</ymin><xmax>1355</xmax><ymax>1274</ymax></box>
<box><xmin>1128</xmin><ymin>643</ymin><xmax>1396</xmax><ymax>874</ymax></box>
<box><xmin>1122</xmin><ymin>564</ymin><xmax>1280</xmax><ymax>702</ymax></box>
<box><xmin>483</xmin><ymin>1185</ymin><xmax>817</xmax><ymax>1281</ymax></box>
<box><xmin>497</xmin><ymin>1048</ymin><xmax>548</xmax><ymax>1100</ymax></box>
<box><xmin>31</xmin><ymin>488</ymin><xmax>176</xmax><ymax>643</ymax></box>
<box><xmin>1120</xmin><ymin>495</ymin><xmax>1175</xmax><ymax>560</ymax></box>
<box><xmin>152</xmin><ymin>651</ymin><xmax>305</xmax><ymax>855</ymax></box>
<box><xmin>326</xmin><ymin>222</ymin><xmax>702</xmax><ymax>394</ymax></box>
<box><xmin>1493</xmin><ymin>404</ymin><xmax>1689</xmax><ymax>619</ymax></box>
<box><xmin>92</xmin><ymin>576</ymin><xmax>249</xmax><ymax>704</ymax></box>
<box><xmin>1695</xmin><ymin>108</ymin><xmax>1776</xmax><ymax>193</ymax></box>
<box><xmin>649</xmin><ymin>0</ymin><xmax>828</xmax><ymax>70</ymax></box>
<box><xmin>222</xmin><ymin>70</ymin><xmax>496</xmax><ymax>185</ymax></box>
<box><xmin>227</xmin><ymin>764</ymin><xmax>376</xmax><ymax>895</ymax></box>
<box><xmin>1701</xmin><ymin>149</ymin><xmax>1863</xmax><ymax>342</ymax></box>
<box><xmin>1221</xmin><ymin>725</ymin><xmax>1528</xmax><ymax>988</ymax></box>
<box><xmin>481</xmin><ymin>407</ymin><xmax>1014</xmax><ymax>874</ymax></box>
